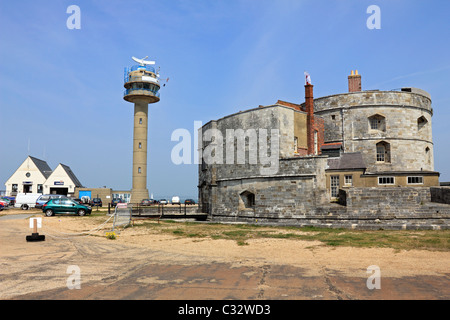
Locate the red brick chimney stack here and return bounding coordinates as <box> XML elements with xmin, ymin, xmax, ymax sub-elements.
<box><xmin>305</xmin><ymin>83</ymin><xmax>315</xmax><ymax>155</ymax></box>
<box><xmin>348</xmin><ymin>70</ymin><xmax>362</xmax><ymax>92</ymax></box>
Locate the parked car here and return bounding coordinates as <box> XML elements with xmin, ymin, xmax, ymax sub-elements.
<box><xmin>35</xmin><ymin>194</ymin><xmax>68</xmax><ymax>209</ymax></box>
<box><xmin>140</xmin><ymin>199</ymin><xmax>152</xmax><ymax>206</ymax></box>
<box><xmin>72</xmin><ymin>198</ymin><xmax>83</xmax><ymax>205</ymax></box>
<box><xmin>171</xmin><ymin>196</ymin><xmax>180</xmax><ymax>205</ymax></box>
<box><xmin>42</xmin><ymin>198</ymin><xmax>92</xmax><ymax>217</ymax></box>
<box><xmin>15</xmin><ymin>193</ymin><xmax>42</xmax><ymax>210</ymax></box>
<box><xmin>111</xmin><ymin>198</ymin><xmax>122</xmax><ymax>207</ymax></box>
<box><xmin>1</xmin><ymin>197</ymin><xmax>12</xmax><ymax>206</ymax></box>
<box><xmin>3</xmin><ymin>196</ymin><xmax>15</xmax><ymax>206</ymax></box>
<box><xmin>90</xmin><ymin>198</ymin><xmax>103</xmax><ymax>207</ymax></box>
<box><xmin>184</xmin><ymin>199</ymin><xmax>196</xmax><ymax>205</ymax></box>
<box><xmin>159</xmin><ymin>199</ymin><xmax>167</xmax><ymax>205</ymax></box>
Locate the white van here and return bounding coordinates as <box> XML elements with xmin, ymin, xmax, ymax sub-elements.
<box><xmin>171</xmin><ymin>196</ymin><xmax>180</xmax><ymax>205</ymax></box>
<box><xmin>14</xmin><ymin>193</ymin><xmax>42</xmax><ymax>210</ymax></box>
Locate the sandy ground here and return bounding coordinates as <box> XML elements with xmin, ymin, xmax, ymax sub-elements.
<box><xmin>0</xmin><ymin>209</ymin><xmax>449</xmax><ymax>300</ymax></box>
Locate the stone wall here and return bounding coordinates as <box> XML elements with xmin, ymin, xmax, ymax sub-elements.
<box><xmin>312</xmin><ymin>90</ymin><xmax>434</xmax><ymax>173</ymax></box>
<box><xmin>211</xmin><ymin>156</ymin><xmax>329</xmax><ymax>220</ymax></box>
<box><xmin>431</xmin><ymin>187</ymin><xmax>450</xmax><ymax>204</ymax></box>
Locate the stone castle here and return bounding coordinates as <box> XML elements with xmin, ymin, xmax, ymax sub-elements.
<box><xmin>198</xmin><ymin>71</ymin><xmax>450</xmax><ymax>230</ymax></box>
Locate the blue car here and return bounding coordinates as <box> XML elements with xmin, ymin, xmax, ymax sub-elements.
<box><xmin>35</xmin><ymin>194</ymin><xmax>68</xmax><ymax>209</ymax></box>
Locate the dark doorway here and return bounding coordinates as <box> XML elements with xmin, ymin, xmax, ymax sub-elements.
<box><xmin>50</xmin><ymin>187</ymin><xmax>69</xmax><ymax>196</ymax></box>
<box><xmin>23</xmin><ymin>184</ymin><xmax>32</xmax><ymax>193</ymax></box>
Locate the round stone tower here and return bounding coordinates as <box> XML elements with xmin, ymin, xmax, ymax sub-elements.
<box><xmin>123</xmin><ymin>57</ymin><xmax>161</xmax><ymax>203</ymax></box>
<box><xmin>314</xmin><ymin>71</ymin><xmax>434</xmax><ymax>174</ymax></box>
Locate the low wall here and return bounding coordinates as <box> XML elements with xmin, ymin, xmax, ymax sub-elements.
<box><xmin>209</xmin><ymin>187</ymin><xmax>450</xmax><ymax>230</ymax></box>
<box><xmin>431</xmin><ymin>187</ymin><xmax>450</xmax><ymax>204</ymax></box>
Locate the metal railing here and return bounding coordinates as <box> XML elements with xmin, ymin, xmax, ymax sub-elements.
<box><xmin>123</xmin><ymin>88</ymin><xmax>160</xmax><ymax>97</ymax></box>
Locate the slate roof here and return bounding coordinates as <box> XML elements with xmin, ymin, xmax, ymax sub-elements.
<box><xmin>29</xmin><ymin>156</ymin><xmax>53</xmax><ymax>179</ymax></box>
<box><xmin>327</xmin><ymin>152</ymin><xmax>366</xmax><ymax>170</ymax></box>
<box><xmin>60</xmin><ymin>164</ymin><xmax>83</xmax><ymax>187</ymax></box>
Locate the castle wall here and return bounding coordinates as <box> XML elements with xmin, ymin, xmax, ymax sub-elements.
<box><xmin>313</xmin><ymin>90</ymin><xmax>434</xmax><ymax>173</ymax></box>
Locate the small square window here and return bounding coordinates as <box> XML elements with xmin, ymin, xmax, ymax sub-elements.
<box><xmin>344</xmin><ymin>175</ymin><xmax>353</xmax><ymax>186</ymax></box>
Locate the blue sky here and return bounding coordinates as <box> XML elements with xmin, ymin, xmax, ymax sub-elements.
<box><xmin>1</xmin><ymin>0</ymin><xmax>449</xmax><ymax>199</ymax></box>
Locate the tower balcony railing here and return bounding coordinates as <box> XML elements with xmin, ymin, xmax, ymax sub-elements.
<box><xmin>124</xmin><ymin>88</ymin><xmax>160</xmax><ymax>98</ymax></box>
<box><xmin>124</xmin><ymin>66</ymin><xmax>158</xmax><ymax>83</ymax></box>
<box><xmin>125</xmin><ymin>75</ymin><xmax>160</xmax><ymax>85</ymax></box>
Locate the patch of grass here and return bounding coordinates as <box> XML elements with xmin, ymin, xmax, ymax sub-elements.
<box><xmin>128</xmin><ymin>219</ymin><xmax>450</xmax><ymax>251</ymax></box>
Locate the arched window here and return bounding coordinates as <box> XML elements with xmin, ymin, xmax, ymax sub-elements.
<box><xmin>368</xmin><ymin>114</ymin><xmax>386</xmax><ymax>132</ymax></box>
<box><xmin>376</xmin><ymin>141</ymin><xmax>391</xmax><ymax>163</ymax></box>
<box><xmin>425</xmin><ymin>147</ymin><xmax>431</xmax><ymax>165</ymax></box>
<box><xmin>240</xmin><ymin>191</ymin><xmax>255</xmax><ymax>209</ymax></box>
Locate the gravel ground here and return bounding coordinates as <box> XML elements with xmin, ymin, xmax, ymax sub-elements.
<box><xmin>1</xmin><ymin>209</ymin><xmax>449</xmax><ymax>300</ymax></box>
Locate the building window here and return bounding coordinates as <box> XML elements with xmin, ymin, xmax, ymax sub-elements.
<box><xmin>376</xmin><ymin>141</ymin><xmax>391</xmax><ymax>163</ymax></box>
<box><xmin>417</xmin><ymin>116</ymin><xmax>428</xmax><ymax>130</ymax></box>
<box><xmin>344</xmin><ymin>175</ymin><xmax>353</xmax><ymax>186</ymax></box>
<box><xmin>331</xmin><ymin>176</ymin><xmax>340</xmax><ymax>197</ymax></box>
<box><xmin>378</xmin><ymin>176</ymin><xmax>395</xmax><ymax>185</ymax></box>
<box><xmin>12</xmin><ymin>184</ymin><xmax>18</xmax><ymax>192</ymax></box>
<box><xmin>138</xmin><ymin>167</ymin><xmax>141</xmax><ymax>174</ymax></box>
<box><xmin>294</xmin><ymin>137</ymin><xmax>298</xmax><ymax>153</ymax></box>
<box><xmin>139</xmin><ymin>142</ymin><xmax>142</xmax><ymax>149</ymax></box>
<box><xmin>314</xmin><ymin>131</ymin><xmax>318</xmax><ymax>155</ymax></box>
<box><xmin>407</xmin><ymin>176</ymin><xmax>423</xmax><ymax>184</ymax></box>
<box><xmin>37</xmin><ymin>184</ymin><xmax>43</xmax><ymax>193</ymax></box>
<box><xmin>240</xmin><ymin>191</ymin><xmax>255</xmax><ymax>208</ymax></box>
<box><xmin>331</xmin><ymin>115</ymin><xmax>336</xmax><ymax>120</ymax></box>
<box><xmin>139</xmin><ymin>118</ymin><xmax>142</xmax><ymax>124</ymax></box>
<box><xmin>369</xmin><ymin>114</ymin><xmax>386</xmax><ymax>131</ymax></box>
<box><xmin>425</xmin><ymin>147</ymin><xmax>431</xmax><ymax>165</ymax></box>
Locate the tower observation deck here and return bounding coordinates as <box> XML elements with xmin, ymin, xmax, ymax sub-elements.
<box><xmin>123</xmin><ymin>57</ymin><xmax>161</xmax><ymax>203</ymax></box>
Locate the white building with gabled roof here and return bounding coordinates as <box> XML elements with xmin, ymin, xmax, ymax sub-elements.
<box><xmin>5</xmin><ymin>156</ymin><xmax>52</xmax><ymax>195</ymax></box>
<box><xmin>43</xmin><ymin>163</ymin><xmax>83</xmax><ymax>196</ymax></box>
<box><xmin>4</xmin><ymin>156</ymin><xmax>83</xmax><ymax>197</ymax></box>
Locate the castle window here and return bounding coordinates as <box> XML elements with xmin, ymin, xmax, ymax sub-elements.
<box><xmin>139</xmin><ymin>118</ymin><xmax>142</xmax><ymax>124</ymax></box>
<box><xmin>418</xmin><ymin>116</ymin><xmax>428</xmax><ymax>130</ymax></box>
<box><xmin>407</xmin><ymin>176</ymin><xmax>423</xmax><ymax>185</ymax></box>
<box><xmin>330</xmin><ymin>176</ymin><xmax>340</xmax><ymax>197</ymax></box>
<box><xmin>138</xmin><ymin>167</ymin><xmax>141</xmax><ymax>174</ymax></box>
<box><xmin>344</xmin><ymin>175</ymin><xmax>353</xmax><ymax>186</ymax></box>
<box><xmin>294</xmin><ymin>137</ymin><xmax>298</xmax><ymax>153</ymax></box>
<box><xmin>240</xmin><ymin>191</ymin><xmax>255</xmax><ymax>208</ymax></box>
<box><xmin>369</xmin><ymin>114</ymin><xmax>386</xmax><ymax>131</ymax></box>
<box><xmin>378</xmin><ymin>176</ymin><xmax>395</xmax><ymax>185</ymax></box>
<box><xmin>425</xmin><ymin>147</ymin><xmax>431</xmax><ymax>164</ymax></box>
<box><xmin>376</xmin><ymin>141</ymin><xmax>391</xmax><ymax>163</ymax></box>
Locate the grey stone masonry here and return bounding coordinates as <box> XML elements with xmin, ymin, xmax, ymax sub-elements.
<box><xmin>430</xmin><ymin>187</ymin><xmax>450</xmax><ymax>204</ymax></box>
<box><xmin>312</xmin><ymin>90</ymin><xmax>434</xmax><ymax>173</ymax></box>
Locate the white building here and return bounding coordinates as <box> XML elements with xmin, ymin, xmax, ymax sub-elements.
<box><xmin>4</xmin><ymin>156</ymin><xmax>83</xmax><ymax>197</ymax></box>
<box><xmin>43</xmin><ymin>163</ymin><xmax>83</xmax><ymax>196</ymax></box>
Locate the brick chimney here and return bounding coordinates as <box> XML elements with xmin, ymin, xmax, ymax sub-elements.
<box><xmin>305</xmin><ymin>83</ymin><xmax>315</xmax><ymax>155</ymax></box>
<box><xmin>348</xmin><ymin>70</ymin><xmax>362</xmax><ymax>92</ymax></box>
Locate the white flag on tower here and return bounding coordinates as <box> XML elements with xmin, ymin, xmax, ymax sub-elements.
<box><xmin>304</xmin><ymin>71</ymin><xmax>312</xmax><ymax>85</ymax></box>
